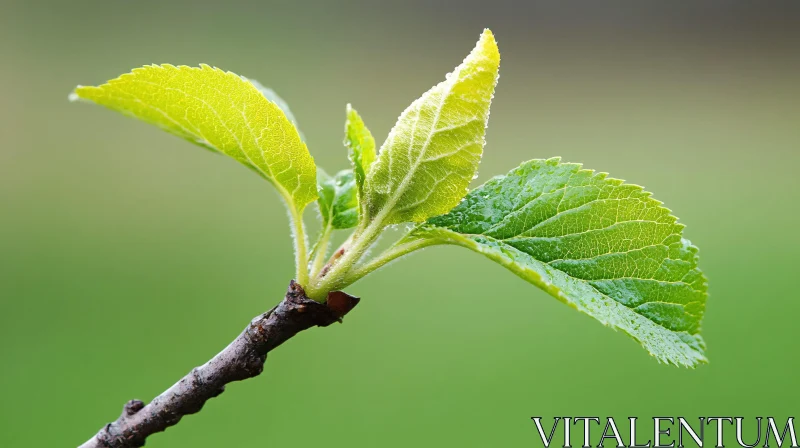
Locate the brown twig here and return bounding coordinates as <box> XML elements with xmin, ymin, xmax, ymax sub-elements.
<box><xmin>78</xmin><ymin>281</ymin><xmax>359</xmax><ymax>448</ymax></box>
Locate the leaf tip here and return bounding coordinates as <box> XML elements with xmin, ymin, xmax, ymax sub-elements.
<box><xmin>475</xmin><ymin>28</ymin><xmax>500</xmax><ymax>61</ymax></box>
<box><xmin>70</xmin><ymin>84</ymin><xmax>97</xmax><ymax>102</ymax></box>
<box><xmin>480</xmin><ymin>28</ymin><xmax>496</xmax><ymax>44</ymax></box>
<box><xmin>68</xmin><ymin>89</ymin><xmax>81</xmax><ymax>102</ymax></box>
<box><xmin>345</xmin><ymin>103</ymin><xmax>358</xmax><ymax>121</ymax></box>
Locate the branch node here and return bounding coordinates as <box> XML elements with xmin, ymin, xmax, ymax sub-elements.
<box><xmin>190</xmin><ymin>367</ymin><xmax>204</xmax><ymax>387</ymax></box>
<box><xmin>123</xmin><ymin>400</ymin><xmax>145</xmax><ymax>417</ymax></box>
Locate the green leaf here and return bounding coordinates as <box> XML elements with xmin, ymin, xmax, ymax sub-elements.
<box><xmin>364</xmin><ymin>29</ymin><xmax>500</xmax><ymax>225</ymax></box>
<box><xmin>344</xmin><ymin>104</ymin><xmax>376</xmax><ymax>218</ymax></box>
<box><xmin>246</xmin><ymin>78</ymin><xmax>305</xmax><ymax>141</ymax></box>
<box><xmin>72</xmin><ymin>64</ymin><xmax>318</xmax><ymax>212</ymax></box>
<box><xmin>413</xmin><ymin>158</ymin><xmax>708</xmax><ymax>367</ymax></box>
<box><xmin>317</xmin><ymin>168</ymin><xmax>358</xmax><ymax>230</ymax></box>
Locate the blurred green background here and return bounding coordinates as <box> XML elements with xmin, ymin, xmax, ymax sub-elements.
<box><xmin>1</xmin><ymin>1</ymin><xmax>798</xmax><ymax>446</ymax></box>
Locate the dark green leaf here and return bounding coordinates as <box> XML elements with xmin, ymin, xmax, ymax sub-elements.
<box><xmin>414</xmin><ymin>158</ymin><xmax>708</xmax><ymax>367</ymax></box>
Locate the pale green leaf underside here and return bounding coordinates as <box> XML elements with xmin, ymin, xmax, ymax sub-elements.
<box><xmin>73</xmin><ymin>64</ymin><xmax>317</xmax><ymax>211</ymax></box>
<box><xmin>317</xmin><ymin>169</ymin><xmax>358</xmax><ymax>230</ymax></box>
<box><xmin>414</xmin><ymin>158</ymin><xmax>708</xmax><ymax>367</ymax></box>
<box><xmin>345</xmin><ymin>104</ymin><xmax>376</xmax><ymax>219</ymax></box>
<box><xmin>365</xmin><ymin>29</ymin><xmax>500</xmax><ymax>224</ymax></box>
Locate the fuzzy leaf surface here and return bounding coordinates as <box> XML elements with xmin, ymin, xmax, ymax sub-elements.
<box><xmin>345</xmin><ymin>104</ymin><xmax>376</xmax><ymax>218</ymax></box>
<box><xmin>364</xmin><ymin>29</ymin><xmax>500</xmax><ymax>224</ymax></box>
<box><xmin>414</xmin><ymin>158</ymin><xmax>708</xmax><ymax>367</ymax></box>
<box><xmin>73</xmin><ymin>64</ymin><xmax>317</xmax><ymax>211</ymax></box>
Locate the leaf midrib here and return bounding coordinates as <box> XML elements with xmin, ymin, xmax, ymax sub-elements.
<box><xmin>372</xmin><ymin>76</ymin><xmax>453</xmax><ymax>225</ymax></box>
<box><xmin>435</xmin><ymin>230</ymin><xmax>702</xmax><ymax>336</ymax></box>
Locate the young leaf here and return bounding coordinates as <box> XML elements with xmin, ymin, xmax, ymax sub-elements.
<box><xmin>364</xmin><ymin>29</ymin><xmax>500</xmax><ymax>225</ymax></box>
<box><xmin>413</xmin><ymin>158</ymin><xmax>708</xmax><ymax>367</ymax></box>
<box><xmin>317</xmin><ymin>168</ymin><xmax>358</xmax><ymax>230</ymax></box>
<box><xmin>344</xmin><ymin>104</ymin><xmax>376</xmax><ymax>218</ymax></box>
<box><xmin>72</xmin><ymin>64</ymin><xmax>318</xmax><ymax>212</ymax></box>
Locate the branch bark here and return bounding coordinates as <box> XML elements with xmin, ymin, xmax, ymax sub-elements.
<box><xmin>78</xmin><ymin>281</ymin><xmax>359</xmax><ymax>448</ymax></box>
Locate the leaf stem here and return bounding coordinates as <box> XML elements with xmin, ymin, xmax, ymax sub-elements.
<box><xmin>304</xmin><ymin>218</ymin><xmax>376</xmax><ymax>299</ymax></box>
<box><xmin>309</xmin><ymin>223</ymin><xmax>334</xmax><ymax>278</ymax></box>
<box><xmin>342</xmin><ymin>237</ymin><xmax>438</xmax><ymax>285</ymax></box>
<box><xmin>290</xmin><ymin>207</ymin><xmax>309</xmax><ymax>287</ymax></box>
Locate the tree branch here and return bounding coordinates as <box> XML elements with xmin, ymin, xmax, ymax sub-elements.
<box><xmin>78</xmin><ymin>281</ymin><xmax>359</xmax><ymax>448</ymax></box>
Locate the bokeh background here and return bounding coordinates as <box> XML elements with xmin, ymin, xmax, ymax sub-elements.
<box><xmin>1</xmin><ymin>1</ymin><xmax>798</xmax><ymax>446</ymax></box>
